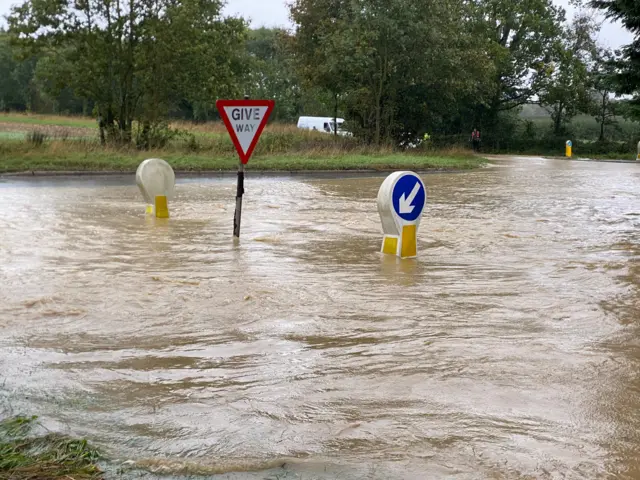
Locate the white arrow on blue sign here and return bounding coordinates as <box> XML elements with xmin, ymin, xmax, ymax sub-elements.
<box><xmin>392</xmin><ymin>173</ymin><xmax>426</xmax><ymax>222</ymax></box>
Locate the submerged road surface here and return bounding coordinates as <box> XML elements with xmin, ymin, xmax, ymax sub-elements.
<box><xmin>0</xmin><ymin>157</ymin><xmax>639</xmax><ymax>479</ymax></box>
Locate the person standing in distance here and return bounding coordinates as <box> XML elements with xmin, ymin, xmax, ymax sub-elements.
<box><xmin>471</xmin><ymin>128</ymin><xmax>481</xmax><ymax>153</ymax></box>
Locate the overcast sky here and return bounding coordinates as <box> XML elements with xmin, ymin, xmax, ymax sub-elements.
<box><xmin>0</xmin><ymin>0</ymin><xmax>633</xmax><ymax>49</ymax></box>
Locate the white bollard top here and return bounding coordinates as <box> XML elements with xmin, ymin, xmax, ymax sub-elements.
<box><xmin>377</xmin><ymin>171</ymin><xmax>427</xmax><ymax>234</ymax></box>
<box><xmin>136</xmin><ymin>158</ymin><xmax>175</xmax><ymax>204</ymax></box>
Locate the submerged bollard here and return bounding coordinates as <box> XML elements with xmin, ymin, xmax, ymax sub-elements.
<box><xmin>637</xmin><ymin>140</ymin><xmax>640</xmax><ymax>161</ymax></box>
<box><xmin>136</xmin><ymin>158</ymin><xmax>175</xmax><ymax>218</ymax></box>
<box><xmin>154</xmin><ymin>195</ymin><xmax>170</xmax><ymax>218</ymax></box>
<box><xmin>377</xmin><ymin>171</ymin><xmax>427</xmax><ymax>259</ymax></box>
<box><xmin>566</xmin><ymin>140</ymin><xmax>572</xmax><ymax>158</ymax></box>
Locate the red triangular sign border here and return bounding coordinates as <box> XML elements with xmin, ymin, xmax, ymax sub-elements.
<box><xmin>216</xmin><ymin>99</ymin><xmax>275</xmax><ymax>165</ymax></box>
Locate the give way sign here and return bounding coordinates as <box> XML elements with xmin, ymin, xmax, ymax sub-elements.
<box><xmin>216</xmin><ymin>99</ymin><xmax>275</xmax><ymax>164</ymax></box>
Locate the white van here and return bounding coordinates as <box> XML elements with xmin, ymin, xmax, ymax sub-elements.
<box><xmin>297</xmin><ymin>116</ymin><xmax>350</xmax><ymax>136</ymax></box>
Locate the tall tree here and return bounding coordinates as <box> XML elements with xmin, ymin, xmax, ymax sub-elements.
<box><xmin>8</xmin><ymin>0</ymin><xmax>247</xmax><ymax>146</ymax></box>
<box><xmin>470</xmin><ymin>0</ymin><xmax>565</xmax><ymax>129</ymax></box>
<box><xmin>290</xmin><ymin>0</ymin><xmax>365</xmax><ymax>138</ymax></box>
<box><xmin>537</xmin><ymin>11</ymin><xmax>599</xmax><ymax>135</ymax></box>
<box><xmin>589</xmin><ymin>47</ymin><xmax>620</xmax><ymax>140</ymax></box>
<box><xmin>290</xmin><ymin>0</ymin><xmax>493</xmax><ymax>145</ymax></box>
<box><xmin>0</xmin><ymin>31</ymin><xmax>36</xmax><ymax>112</ymax></box>
<box><xmin>590</xmin><ymin>0</ymin><xmax>640</xmax><ymax>109</ymax></box>
<box><xmin>245</xmin><ymin>28</ymin><xmax>302</xmax><ymax>122</ymax></box>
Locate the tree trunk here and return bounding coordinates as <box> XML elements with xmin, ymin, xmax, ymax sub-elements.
<box><xmin>334</xmin><ymin>92</ymin><xmax>338</xmax><ymax>137</ymax></box>
<box><xmin>99</xmin><ymin>128</ymin><xmax>106</xmax><ymax>145</ymax></box>
<box><xmin>553</xmin><ymin>103</ymin><xmax>563</xmax><ymax>135</ymax></box>
<box><xmin>599</xmin><ymin>94</ymin><xmax>606</xmax><ymax>142</ymax></box>
<box><xmin>139</xmin><ymin>120</ymin><xmax>151</xmax><ymax>150</ymax></box>
<box><xmin>375</xmin><ymin>87</ymin><xmax>382</xmax><ymax>145</ymax></box>
<box><xmin>102</xmin><ymin>107</ymin><xmax>116</xmax><ymax>145</ymax></box>
<box><xmin>99</xmin><ymin>117</ymin><xmax>106</xmax><ymax>146</ymax></box>
<box><xmin>374</xmin><ymin>46</ymin><xmax>387</xmax><ymax>146</ymax></box>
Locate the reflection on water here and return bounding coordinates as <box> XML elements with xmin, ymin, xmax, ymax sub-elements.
<box><xmin>0</xmin><ymin>158</ymin><xmax>639</xmax><ymax>479</ymax></box>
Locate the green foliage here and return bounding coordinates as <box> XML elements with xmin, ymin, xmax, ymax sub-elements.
<box><xmin>0</xmin><ymin>33</ymin><xmax>35</xmax><ymax>112</ymax></box>
<box><xmin>290</xmin><ymin>0</ymin><xmax>495</xmax><ymax>146</ymax></box>
<box><xmin>588</xmin><ymin>48</ymin><xmax>621</xmax><ymax>140</ymax></box>
<box><xmin>472</xmin><ymin>0</ymin><xmax>565</xmax><ymax>117</ymax></box>
<box><xmin>537</xmin><ymin>11</ymin><xmax>598</xmax><ymax>134</ymax></box>
<box><xmin>1</xmin><ymin>0</ymin><xmax>638</xmax><ymax>152</ymax></box>
<box><xmin>244</xmin><ymin>28</ymin><xmax>304</xmax><ymax>122</ymax></box>
<box><xmin>590</xmin><ymin>0</ymin><xmax>640</xmax><ymax>118</ymax></box>
<box><xmin>7</xmin><ymin>0</ymin><xmax>247</xmax><ymax>145</ymax></box>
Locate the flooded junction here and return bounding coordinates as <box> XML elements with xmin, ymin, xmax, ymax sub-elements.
<box><xmin>0</xmin><ymin>157</ymin><xmax>639</xmax><ymax>479</ymax></box>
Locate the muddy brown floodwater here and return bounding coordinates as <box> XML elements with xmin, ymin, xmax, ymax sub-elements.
<box><xmin>0</xmin><ymin>157</ymin><xmax>639</xmax><ymax>479</ymax></box>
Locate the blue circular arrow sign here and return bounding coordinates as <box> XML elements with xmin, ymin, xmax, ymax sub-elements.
<box><xmin>392</xmin><ymin>174</ymin><xmax>426</xmax><ymax>222</ymax></box>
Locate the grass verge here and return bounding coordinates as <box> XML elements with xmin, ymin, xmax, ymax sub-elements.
<box><xmin>0</xmin><ymin>415</ymin><xmax>102</xmax><ymax>480</ymax></box>
<box><xmin>0</xmin><ymin>114</ymin><xmax>484</xmax><ymax>174</ymax></box>
<box><xmin>0</xmin><ymin>141</ymin><xmax>485</xmax><ymax>174</ymax></box>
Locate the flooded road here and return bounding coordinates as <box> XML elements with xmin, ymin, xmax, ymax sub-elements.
<box><xmin>1</xmin><ymin>157</ymin><xmax>639</xmax><ymax>479</ymax></box>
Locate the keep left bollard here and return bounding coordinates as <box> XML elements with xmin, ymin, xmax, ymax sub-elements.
<box><xmin>136</xmin><ymin>158</ymin><xmax>175</xmax><ymax>218</ymax></box>
<box><xmin>566</xmin><ymin>140</ymin><xmax>572</xmax><ymax>158</ymax></box>
<box><xmin>377</xmin><ymin>171</ymin><xmax>427</xmax><ymax>259</ymax></box>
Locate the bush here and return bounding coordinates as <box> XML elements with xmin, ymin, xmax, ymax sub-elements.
<box><xmin>135</xmin><ymin>121</ymin><xmax>177</xmax><ymax>150</ymax></box>
<box><xmin>25</xmin><ymin>130</ymin><xmax>48</xmax><ymax>146</ymax></box>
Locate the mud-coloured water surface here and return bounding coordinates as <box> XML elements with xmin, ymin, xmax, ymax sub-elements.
<box><xmin>1</xmin><ymin>157</ymin><xmax>639</xmax><ymax>479</ymax></box>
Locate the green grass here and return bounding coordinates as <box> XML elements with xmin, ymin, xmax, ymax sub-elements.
<box><xmin>0</xmin><ymin>145</ymin><xmax>484</xmax><ymax>173</ymax></box>
<box><xmin>0</xmin><ymin>415</ymin><xmax>102</xmax><ymax>480</ymax></box>
<box><xmin>0</xmin><ymin>114</ymin><xmax>96</xmax><ymax>129</ymax></box>
<box><xmin>0</xmin><ymin>131</ymin><xmax>26</xmax><ymax>140</ymax></box>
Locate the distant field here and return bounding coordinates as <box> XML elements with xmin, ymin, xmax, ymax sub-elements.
<box><xmin>525</xmin><ymin>113</ymin><xmax>636</xmax><ymax>130</ymax></box>
<box><xmin>0</xmin><ymin>113</ymin><xmax>236</xmax><ymax>140</ymax></box>
<box><xmin>519</xmin><ymin>107</ymin><xmax>640</xmax><ymax>143</ymax></box>
<box><xmin>0</xmin><ymin>113</ymin><xmax>97</xmax><ymax>128</ymax></box>
<box><xmin>3</xmin><ymin>110</ymin><xmax>639</xmax><ymax>143</ymax></box>
<box><xmin>0</xmin><ymin>131</ymin><xmax>26</xmax><ymax>140</ymax></box>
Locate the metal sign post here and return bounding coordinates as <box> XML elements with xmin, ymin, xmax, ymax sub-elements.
<box><xmin>233</xmin><ymin>162</ymin><xmax>245</xmax><ymax>238</ymax></box>
<box><xmin>216</xmin><ymin>97</ymin><xmax>274</xmax><ymax>239</ymax></box>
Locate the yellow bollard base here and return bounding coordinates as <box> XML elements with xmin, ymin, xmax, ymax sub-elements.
<box><xmin>400</xmin><ymin>224</ymin><xmax>417</xmax><ymax>258</ymax></box>
<box><xmin>155</xmin><ymin>195</ymin><xmax>169</xmax><ymax>218</ymax></box>
<box><xmin>381</xmin><ymin>225</ymin><xmax>418</xmax><ymax>259</ymax></box>
<box><xmin>381</xmin><ymin>235</ymin><xmax>399</xmax><ymax>255</ymax></box>
<box><xmin>145</xmin><ymin>205</ymin><xmax>153</xmax><ymax>215</ymax></box>
<box><xmin>566</xmin><ymin>147</ymin><xmax>572</xmax><ymax>158</ymax></box>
